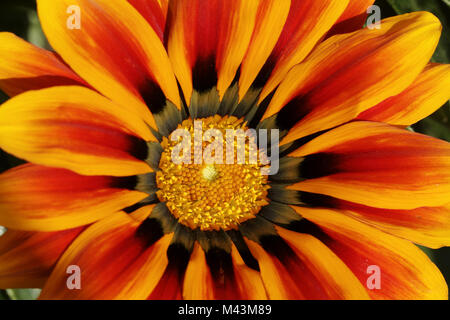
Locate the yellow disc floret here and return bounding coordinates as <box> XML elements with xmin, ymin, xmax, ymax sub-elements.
<box><xmin>156</xmin><ymin>116</ymin><xmax>270</xmax><ymax>231</ymax></box>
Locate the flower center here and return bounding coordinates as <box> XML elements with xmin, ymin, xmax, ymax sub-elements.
<box><xmin>156</xmin><ymin>116</ymin><xmax>270</xmax><ymax>231</ymax></box>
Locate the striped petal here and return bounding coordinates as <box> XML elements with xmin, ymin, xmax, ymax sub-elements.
<box><xmin>0</xmin><ymin>227</ymin><xmax>83</xmax><ymax>288</ymax></box>
<box><xmin>37</xmin><ymin>0</ymin><xmax>180</xmax><ymax>129</ymax></box>
<box><xmin>326</xmin><ymin>0</ymin><xmax>375</xmax><ymax>37</ymax></box>
<box><xmin>183</xmin><ymin>242</ymin><xmax>266</xmax><ymax>300</ymax></box>
<box><xmin>358</xmin><ymin>63</ymin><xmax>450</xmax><ymax>125</ymax></box>
<box><xmin>237</xmin><ymin>0</ymin><xmax>291</xmax><ymax>99</ymax></box>
<box><xmin>40</xmin><ymin>211</ymin><xmax>173</xmax><ymax>300</ymax></box>
<box><xmin>322</xmin><ymin>199</ymin><xmax>450</xmax><ymax>249</ymax></box>
<box><xmin>246</xmin><ymin>239</ymin><xmax>305</xmax><ymax>299</ymax></box>
<box><xmin>278</xmin><ymin>227</ymin><xmax>369</xmax><ymax>299</ymax></box>
<box><xmin>294</xmin><ymin>207</ymin><xmax>448</xmax><ymax>299</ymax></box>
<box><xmin>245</xmin><ymin>232</ymin><xmax>369</xmax><ymax>299</ymax></box>
<box><xmin>257</xmin><ymin>0</ymin><xmax>349</xmax><ymax>102</ymax></box>
<box><xmin>0</xmin><ymin>164</ymin><xmax>147</xmax><ymax>231</ymax></box>
<box><xmin>166</xmin><ymin>0</ymin><xmax>259</xmax><ymax>101</ymax></box>
<box><xmin>147</xmin><ymin>249</ymin><xmax>187</xmax><ymax>300</ymax></box>
<box><xmin>0</xmin><ymin>86</ymin><xmax>153</xmax><ymax>176</ymax></box>
<box><xmin>230</xmin><ymin>243</ymin><xmax>267</xmax><ymax>299</ymax></box>
<box><xmin>183</xmin><ymin>242</ymin><xmax>215</xmax><ymax>300</ymax></box>
<box><xmin>288</xmin><ymin>121</ymin><xmax>450</xmax><ymax>210</ymax></box>
<box><xmin>127</xmin><ymin>0</ymin><xmax>168</xmax><ymax>40</ymax></box>
<box><xmin>263</xmin><ymin>12</ymin><xmax>441</xmax><ymax>144</ymax></box>
<box><xmin>0</xmin><ymin>32</ymin><xmax>84</xmax><ymax>97</ymax></box>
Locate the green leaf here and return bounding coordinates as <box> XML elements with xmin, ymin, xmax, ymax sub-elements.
<box><xmin>417</xmin><ymin>245</ymin><xmax>435</xmax><ymax>261</ymax></box>
<box><xmin>0</xmin><ymin>290</ymin><xmax>11</xmax><ymax>300</ymax></box>
<box><xmin>6</xmin><ymin>289</ymin><xmax>41</xmax><ymax>300</ymax></box>
<box><xmin>412</xmin><ymin>114</ymin><xmax>450</xmax><ymax>141</ymax></box>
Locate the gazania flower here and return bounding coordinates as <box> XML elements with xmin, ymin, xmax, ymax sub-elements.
<box><xmin>0</xmin><ymin>0</ymin><xmax>450</xmax><ymax>300</ymax></box>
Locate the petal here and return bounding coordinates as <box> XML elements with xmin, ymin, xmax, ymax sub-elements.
<box><xmin>230</xmin><ymin>243</ymin><xmax>267</xmax><ymax>299</ymax></box>
<box><xmin>127</xmin><ymin>0</ymin><xmax>168</xmax><ymax>40</ymax></box>
<box><xmin>37</xmin><ymin>0</ymin><xmax>180</xmax><ymax>129</ymax></box>
<box><xmin>245</xmin><ymin>231</ymin><xmax>369</xmax><ymax>300</ymax></box>
<box><xmin>0</xmin><ymin>227</ymin><xmax>83</xmax><ymax>288</ymax></box>
<box><xmin>0</xmin><ymin>32</ymin><xmax>84</xmax><ymax>97</ymax></box>
<box><xmin>147</xmin><ymin>239</ymin><xmax>194</xmax><ymax>301</ymax></box>
<box><xmin>326</xmin><ymin>0</ymin><xmax>375</xmax><ymax>37</ymax></box>
<box><xmin>276</xmin><ymin>227</ymin><xmax>369</xmax><ymax>300</ymax></box>
<box><xmin>148</xmin><ymin>265</ymin><xmax>187</xmax><ymax>299</ymax></box>
<box><xmin>263</xmin><ymin>12</ymin><xmax>441</xmax><ymax>144</ymax></box>
<box><xmin>0</xmin><ymin>86</ymin><xmax>153</xmax><ymax>176</ymax></box>
<box><xmin>288</xmin><ymin>121</ymin><xmax>450</xmax><ymax>210</ymax></box>
<box><xmin>147</xmin><ymin>268</ymin><xmax>183</xmax><ymax>300</ymax></box>
<box><xmin>183</xmin><ymin>242</ymin><xmax>266</xmax><ymax>300</ymax></box>
<box><xmin>40</xmin><ymin>210</ymin><xmax>173</xmax><ymax>300</ymax></box>
<box><xmin>245</xmin><ymin>238</ymin><xmax>304</xmax><ymax>299</ymax></box>
<box><xmin>116</xmin><ymin>235</ymin><xmax>173</xmax><ymax>300</ymax></box>
<box><xmin>166</xmin><ymin>0</ymin><xmax>259</xmax><ymax>101</ymax></box>
<box><xmin>182</xmin><ymin>242</ymin><xmax>215</xmax><ymax>299</ymax></box>
<box><xmin>325</xmin><ymin>199</ymin><xmax>450</xmax><ymax>249</ymax></box>
<box><xmin>293</xmin><ymin>206</ymin><xmax>448</xmax><ymax>299</ymax></box>
<box><xmin>237</xmin><ymin>0</ymin><xmax>291</xmax><ymax>99</ymax></box>
<box><xmin>258</xmin><ymin>0</ymin><xmax>349</xmax><ymax>102</ymax></box>
<box><xmin>0</xmin><ymin>164</ymin><xmax>147</xmax><ymax>231</ymax></box>
<box><xmin>358</xmin><ymin>63</ymin><xmax>450</xmax><ymax>125</ymax></box>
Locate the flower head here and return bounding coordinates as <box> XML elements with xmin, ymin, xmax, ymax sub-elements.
<box><xmin>0</xmin><ymin>0</ymin><xmax>450</xmax><ymax>300</ymax></box>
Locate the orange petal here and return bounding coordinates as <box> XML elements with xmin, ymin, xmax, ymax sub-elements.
<box><xmin>230</xmin><ymin>243</ymin><xmax>267</xmax><ymax>299</ymax></box>
<box><xmin>288</xmin><ymin>121</ymin><xmax>450</xmax><ymax>210</ymax></box>
<box><xmin>116</xmin><ymin>236</ymin><xmax>173</xmax><ymax>300</ymax></box>
<box><xmin>245</xmin><ymin>231</ymin><xmax>368</xmax><ymax>300</ymax></box>
<box><xmin>245</xmin><ymin>238</ymin><xmax>305</xmax><ymax>299</ymax></box>
<box><xmin>0</xmin><ymin>32</ymin><xmax>84</xmax><ymax>97</ymax></box>
<box><xmin>237</xmin><ymin>0</ymin><xmax>291</xmax><ymax>99</ymax></box>
<box><xmin>263</xmin><ymin>12</ymin><xmax>441</xmax><ymax>144</ymax></box>
<box><xmin>166</xmin><ymin>0</ymin><xmax>259</xmax><ymax>101</ymax></box>
<box><xmin>127</xmin><ymin>0</ymin><xmax>168</xmax><ymax>40</ymax></box>
<box><xmin>0</xmin><ymin>164</ymin><xmax>147</xmax><ymax>231</ymax></box>
<box><xmin>40</xmin><ymin>211</ymin><xmax>173</xmax><ymax>300</ymax></box>
<box><xmin>148</xmin><ymin>240</ymin><xmax>193</xmax><ymax>300</ymax></box>
<box><xmin>37</xmin><ymin>0</ymin><xmax>180</xmax><ymax>129</ymax></box>
<box><xmin>183</xmin><ymin>242</ymin><xmax>215</xmax><ymax>300</ymax></box>
<box><xmin>0</xmin><ymin>86</ymin><xmax>154</xmax><ymax>176</ymax></box>
<box><xmin>276</xmin><ymin>227</ymin><xmax>369</xmax><ymax>300</ymax></box>
<box><xmin>327</xmin><ymin>0</ymin><xmax>375</xmax><ymax>37</ymax></box>
<box><xmin>0</xmin><ymin>227</ymin><xmax>83</xmax><ymax>288</ymax></box>
<box><xmin>293</xmin><ymin>206</ymin><xmax>448</xmax><ymax>299</ymax></box>
<box><xmin>183</xmin><ymin>242</ymin><xmax>266</xmax><ymax>300</ymax></box>
<box><xmin>358</xmin><ymin>63</ymin><xmax>450</xmax><ymax>125</ymax></box>
<box><xmin>147</xmin><ymin>265</ymin><xmax>183</xmax><ymax>300</ymax></box>
<box><xmin>257</xmin><ymin>0</ymin><xmax>349</xmax><ymax>102</ymax></box>
<box><xmin>324</xmin><ymin>199</ymin><xmax>450</xmax><ymax>249</ymax></box>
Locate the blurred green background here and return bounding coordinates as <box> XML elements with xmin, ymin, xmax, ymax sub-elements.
<box><xmin>0</xmin><ymin>0</ymin><xmax>449</xmax><ymax>300</ymax></box>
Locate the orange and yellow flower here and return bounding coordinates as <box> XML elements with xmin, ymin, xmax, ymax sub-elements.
<box><xmin>0</xmin><ymin>0</ymin><xmax>450</xmax><ymax>300</ymax></box>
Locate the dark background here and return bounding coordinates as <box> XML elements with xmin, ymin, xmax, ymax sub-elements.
<box><xmin>0</xmin><ymin>0</ymin><xmax>449</xmax><ymax>299</ymax></box>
